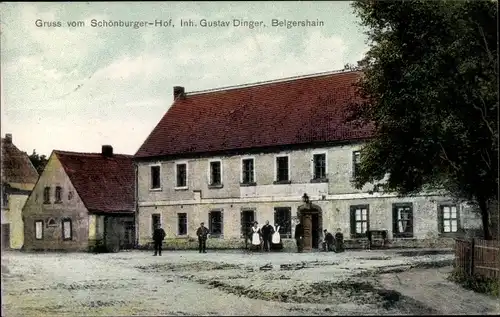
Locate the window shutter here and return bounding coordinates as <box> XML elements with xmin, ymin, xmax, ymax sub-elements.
<box><xmin>350</xmin><ymin>206</ymin><xmax>356</xmax><ymax>237</ymax></box>
<box><xmin>366</xmin><ymin>207</ymin><xmax>370</xmax><ymax>233</ymax></box>
<box><xmin>437</xmin><ymin>206</ymin><xmax>443</xmax><ymax>233</ymax></box>
<box><xmin>408</xmin><ymin>207</ymin><xmax>414</xmax><ymax>235</ymax></box>
<box><xmin>392</xmin><ymin>206</ymin><xmax>398</xmax><ymax>236</ymax></box>
<box><xmin>220</xmin><ymin>211</ymin><xmax>224</xmax><ymax>235</ymax></box>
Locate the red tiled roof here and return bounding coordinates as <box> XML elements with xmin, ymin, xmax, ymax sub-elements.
<box><xmin>135</xmin><ymin>70</ymin><xmax>373</xmax><ymax>159</ymax></box>
<box><xmin>54</xmin><ymin>151</ymin><xmax>135</xmax><ymax>213</ymax></box>
<box><xmin>1</xmin><ymin>138</ymin><xmax>39</xmax><ymax>186</ymax></box>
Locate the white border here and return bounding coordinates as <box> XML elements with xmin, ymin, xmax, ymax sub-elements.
<box><xmin>274</xmin><ymin>154</ymin><xmax>290</xmax><ymax>182</ymax></box>
<box><xmin>149</xmin><ymin>163</ymin><xmax>162</xmax><ymax>191</ymax></box>
<box><xmin>311</xmin><ymin>150</ymin><xmax>328</xmax><ymax>179</ymax></box>
<box><xmin>177</xmin><ymin>212</ymin><xmax>188</xmax><ymax>236</ymax></box>
<box><xmin>240</xmin><ymin>156</ymin><xmax>256</xmax><ymax>184</ymax></box>
<box><xmin>174</xmin><ymin>161</ymin><xmax>189</xmax><ymax>190</ymax></box>
<box><xmin>207</xmin><ymin>159</ymin><xmax>223</xmax><ymax>186</ymax></box>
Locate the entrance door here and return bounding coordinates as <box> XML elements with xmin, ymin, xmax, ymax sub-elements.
<box><xmin>311</xmin><ymin>213</ymin><xmax>320</xmax><ymax>249</ymax></box>
<box><xmin>2</xmin><ymin>224</ymin><xmax>10</xmax><ymax>250</ymax></box>
<box><xmin>240</xmin><ymin>210</ymin><xmax>255</xmax><ymax>238</ymax></box>
<box><xmin>123</xmin><ymin>221</ymin><xmax>135</xmax><ymax>249</ymax></box>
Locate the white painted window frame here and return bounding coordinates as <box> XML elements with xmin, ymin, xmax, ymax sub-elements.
<box><xmin>177</xmin><ymin>212</ymin><xmax>188</xmax><ymax>236</ymax></box>
<box><xmin>240</xmin><ymin>156</ymin><xmax>256</xmax><ymax>184</ymax></box>
<box><xmin>311</xmin><ymin>150</ymin><xmax>328</xmax><ymax>180</ymax></box>
<box><xmin>174</xmin><ymin>161</ymin><xmax>189</xmax><ymax>190</ymax></box>
<box><xmin>149</xmin><ymin>163</ymin><xmax>162</xmax><ymax>191</ymax></box>
<box><xmin>150</xmin><ymin>212</ymin><xmax>163</xmax><ymax>236</ymax></box>
<box><xmin>35</xmin><ymin>220</ymin><xmax>44</xmax><ymax>240</ymax></box>
<box><xmin>207</xmin><ymin>159</ymin><xmax>223</xmax><ymax>186</ymax></box>
<box><xmin>274</xmin><ymin>154</ymin><xmax>291</xmax><ymax>182</ymax></box>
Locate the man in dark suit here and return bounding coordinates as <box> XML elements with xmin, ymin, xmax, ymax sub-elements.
<box><xmin>152</xmin><ymin>224</ymin><xmax>166</xmax><ymax>256</ymax></box>
<box><xmin>294</xmin><ymin>219</ymin><xmax>304</xmax><ymax>253</ymax></box>
<box><xmin>261</xmin><ymin>220</ymin><xmax>274</xmax><ymax>252</ymax></box>
<box><xmin>322</xmin><ymin>229</ymin><xmax>335</xmax><ymax>252</ymax></box>
<box><xmin>196</xmin><ymin>222</ymin><xmax>209</xmax><ymax>253</ymax></box>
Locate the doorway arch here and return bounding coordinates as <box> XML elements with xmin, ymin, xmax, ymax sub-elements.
<box><xmin>297</xmin><ymin>203</ymin><xmax>323</xmax><ymax>251</ymax></box>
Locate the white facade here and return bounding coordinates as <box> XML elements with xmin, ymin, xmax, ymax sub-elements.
<box><xmin>136</xmin><ymin>142</ymin><xmax>482</xmax><ymax>247</ymax></box>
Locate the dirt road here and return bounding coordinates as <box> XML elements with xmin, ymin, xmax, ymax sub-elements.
<box><xmin>2</xmin><ymin>249</ymin><xmax>498</xmax><ymax>316</ymax></box>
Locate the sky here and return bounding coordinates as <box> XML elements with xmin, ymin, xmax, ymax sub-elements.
<box><xmin>1</xmin><ymin>2</ymin><xmax>369</xmax><ymax>156</ymax></box>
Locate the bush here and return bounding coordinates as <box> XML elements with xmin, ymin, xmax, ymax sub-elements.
<box><xmin>448</xmin><ymin>269</ymin><xmax>499</xmax><ymax>297</ymax></box>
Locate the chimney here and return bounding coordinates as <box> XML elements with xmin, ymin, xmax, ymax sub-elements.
<box><xmin>173</xmin><ymin>86</ymin><xmax>185</xmax><ymax>100</ymax></box>
<box><xmin>101</xmin><ymin>145</ymin><xmax>113</xmax><ymax>157</ymax></box>
<box><xmin>4</xmin><ymin>134</ymin><xmax>12</xmax><ymax>143</ymax></box>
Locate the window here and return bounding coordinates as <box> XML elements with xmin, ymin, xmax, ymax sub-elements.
<box><xmin>241</xmin><ymin>158</ymin><xmax>255</xmax><ymax>184</ymax></box>
<box><xmin>62</xmin><ymin>219</ymin><xmax>72</xmax><ymax>240</ymax></box>
<box><xmin>209</xmin><ymin>210</ymin><xmax>223</xmax><ymax>237</ymax></box>
<box><xmin>47</xmin><ymin>218</ymin><xmax>57</xmax><ymax>228</ymax></box>
<box><xmin>392</xmin><ymin>203</ymin><xmax>413</xmax><ymax>238</ymax></box>
<box><xmin>275</xmin><ymin>156</ymin><xmax>289</xmax><ymax>183</ymax></box>
<box><xmin>209</xmin><ymin>161</ymin><xmax>222</xmax><ymax>186</ymax></box>
<box><xmin>352</xmin><ymin>151</ymin><xmax>361</xmax><ymax>177</ymax></box>
<box><xmin>274</xmin><ymin>207</ymin><xmax>292</xmax><ymax>238</ymax></box>
<box><xmin>68</xmin><ymin>191</ymin><xmax>74</xmax><ymax>200</ymax></box>
<box><xmin>350</xmin><ymin>205</ymin><xmax>369</xmax><ymax>238</ymax></box>
<box><xmin>55</xmin><ymin>186</ymin><xmax>62</xmax><ymax>203</ymax></box>
<box><xmin>35</xmin><ymin>220</ymin><xmax>44</xmax><ymax>240</ymax></box>
<box><xmin>439</xmin><ymin>205</ymin><xmax>459</xmax><ymax>234</ymax></box>
<box><xmin>1</xmin><ymin>187</ymin><xmax>8</xmax><ymax>209</ymax></box>
<box><xmin>151</xmin><ymin>213</ymin><xmax>161</xmax><ymax>234</ymax></box>
<box><xmin>176</xmin><ymin>163</ymin><xmax>187</xmax><ymax>188</ymax></box>
<box><xmin>43</xmin><ymin>186</ymin><xmax>51</xmax><ymax>204</ymax></box>
<box><xmin>150</xmin><ymin>165</ymin><xmax>161</xmax><ymax>189</ymax></box>
<box><xmin>312</xmin><ymin>153</ymin><xmax>327</xmax><ymax>180</ymax></box>
<box><xmin>240</xmin><ymin>209</ymin><xmax>255</xmax><ymax>238</ymax></box>
<box><xmin>178</xmin><ymin>213</ymin><xmax>187</xmax><ymax>236</ymax></box>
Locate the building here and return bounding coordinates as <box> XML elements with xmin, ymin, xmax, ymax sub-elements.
<box><xmin>22</xmin><ymin>145</ymin><xmax>136</xmax><ymax>252</ymax></box>
<box><xmin>134</xmin><ymin>70</ymin><xmax>482</xmax><ymax>250</ymax></box>
<box><xmin>1</xmin><ymin>133</ymin><xmax>39</xmax><ymax>249</ymax></box>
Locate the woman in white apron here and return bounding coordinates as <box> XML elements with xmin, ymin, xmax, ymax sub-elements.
<box><xmin>250</xmin><ymin>222</ymin><xmax>262</xmax><ymax>251</ymax></box>
<box><xmin>271</xmin><ymin>223</ymin><xmax>283</xmax><ymax>251</ymax></box>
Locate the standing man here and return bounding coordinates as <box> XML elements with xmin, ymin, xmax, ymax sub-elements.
<box><xmin>322</xmin><ymin>229</ymin><xmax>335</xmax><ymax>252</ymax></box>
<box><xmin>153</xmin><ymin>223</ymin><xmax>166</xmax><ymax>256</ymax></box>
<box><xmin>196</xmin><ymin>222</ymin><xmax>209</xmax><ymax>253</ymax></box>
<box><xmin>261</xmin><ymin>220</ymin><xmax>274</xmax><ymax>252</ymax></box>
<box><xmin>294</xmin><ymin>219</ymin><xmax>304</xmax><ymax>253</ymax></box>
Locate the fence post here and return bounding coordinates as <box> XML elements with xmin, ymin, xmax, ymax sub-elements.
<box><xmin>469</xmin><ymin>238</ymin><xmax>475</xmax><ymax>276</ymax></box>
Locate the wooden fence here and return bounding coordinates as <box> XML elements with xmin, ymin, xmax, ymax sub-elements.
<box><xmin>455</xmin><ymin>238</ymin><xmax>500</xmax><ymax>279</ymax></box>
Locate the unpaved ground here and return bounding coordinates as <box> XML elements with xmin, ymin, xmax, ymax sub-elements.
<box><xmin>1</xmin><ymin>249</ymin><xmax>498</xmax><ymax>316</ymax></box>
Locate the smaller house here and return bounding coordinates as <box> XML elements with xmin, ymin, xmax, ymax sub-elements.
<box><xmin>22</xmin><ymin>145</ymin><xmax>136</xmax><ymax>252</ymax></box>
<box><xmin>1</xmin><ymin>133</ymin><xmax>39</xmax><ymax>249</ymax></box>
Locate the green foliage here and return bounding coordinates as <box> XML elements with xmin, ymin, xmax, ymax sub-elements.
<box><xmin>349</xmin><ymin>0</ymin><xmax>498</xmax><ymax>239</ymax></box>
<box><xmin>28</xmin><ymin>149</ymin><xmax>48</xmax><ymax>174</ymax></box>
<box><xmin>448</xmin><ymin>269</ymin><xmax>500</xmax><ymax>297</ymax></box>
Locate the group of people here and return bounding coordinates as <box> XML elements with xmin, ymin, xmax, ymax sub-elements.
<box><xmin>248</xmin><ymin>220</ymin><xmax>283</xmax><ymax>251</ymax></box>
<box><xmin>151</xmin><ymin>219</ymin><xmax>345</xmax><ymax>255</ymax></box>
<box><xmin>152</xmin><ymin>222</ymin><xmax>210</xmax><ymax>256</ymax></box>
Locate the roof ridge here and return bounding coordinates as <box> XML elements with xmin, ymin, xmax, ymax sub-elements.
<box><xmin>54</xmin><ymin>150</ymin><xmax>133</xmax><ymax>157</ymax></box>
<box><xmin>186</xmin><ymin>69</ymin><xmax>360</xmax><ymax>96</ymax></box>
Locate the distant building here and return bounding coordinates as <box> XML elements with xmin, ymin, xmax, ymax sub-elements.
<box><xmin>133</xmin><ymin>70</ymin><xmax>482</xmax><ymax>250</ymax></box>
<box><xmin>22</xmin><ymin>145</ymin><xmax>136</xmax><ymax>252</ymax></box>
<box><xmin>1</xmin><ymin>133</ymin><xmax>39</xmax><ymax>249</ymax></box>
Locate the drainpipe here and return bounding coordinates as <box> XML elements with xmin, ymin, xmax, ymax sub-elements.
<box><xmin>134</xmin><ymin>162</ymin><xmax>139</xmax><ymax>248</ymax></box>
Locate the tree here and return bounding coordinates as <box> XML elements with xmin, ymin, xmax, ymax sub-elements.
<box><xmin>349</xmin><ymin>0</ymin><xmax>498</xmax><ymax>239</ymax></box>
<box><xmin>28</xmin><ymin>150</ymin><xmax>48</xmax><ymax>174</ymax></box>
